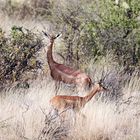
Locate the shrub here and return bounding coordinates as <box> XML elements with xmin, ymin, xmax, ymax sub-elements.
<box><xmin>0</xmin><ymin>26</ymin><xmax>43</xmax><ymax>90</ymax></box>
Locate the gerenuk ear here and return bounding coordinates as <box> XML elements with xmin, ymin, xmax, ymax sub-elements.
<box><xmin>42</xmin><ymin>31</ymin><xmax>51</xmax><ymax>38</ymax></box>
<box><xmin>54</xmin><ymin>33</ymin><xmax>62</xmax><ymax>39</ymax></box>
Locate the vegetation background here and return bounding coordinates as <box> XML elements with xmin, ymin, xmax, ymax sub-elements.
<box><xmin>0</xmin><ymin>0</ymin><xmax>140</xmax><ymax>140</ymax></box>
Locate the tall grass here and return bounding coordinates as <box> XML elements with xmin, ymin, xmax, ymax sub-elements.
<box><xmin>0</xmin><ymin>59</ymin><xmax>140</xmax><ymax>140</ymax></box>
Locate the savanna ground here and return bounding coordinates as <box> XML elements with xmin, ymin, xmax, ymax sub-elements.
<box><xmin>0</xmin><ymin>0</ymin><xmax>140</xmax><ymax>140</ymax></box>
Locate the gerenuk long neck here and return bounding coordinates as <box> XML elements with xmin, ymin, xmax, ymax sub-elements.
<box><xmin>82</xmin><ymin>84</ymin><xmax>99</xmax><ymax>105</ymax></box>
<box><xmin>47</xmin><ymin>40</ymin><xmax>55</xmax><ymax>66</ymax></box>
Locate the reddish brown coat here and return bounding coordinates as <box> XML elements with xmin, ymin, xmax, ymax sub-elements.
<box><xmin>45</xmin><ymin>35</ymin><xmax>92</xmax><ymax>92</ymax></box>
<box><xmin>50</xmin><ymin>83</ymin><xmax>105</xmax><ymax>112</ymax></box>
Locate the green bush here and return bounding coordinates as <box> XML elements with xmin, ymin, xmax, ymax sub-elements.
<box><xmin>0</xmin><ymin>26</ymin><xmax>43</xmax><ymax>90</ymax></box>
<box><xmin>85</xmin><ymin>0</ymin><xmax>140</xmax><ymax>70</ymax></box>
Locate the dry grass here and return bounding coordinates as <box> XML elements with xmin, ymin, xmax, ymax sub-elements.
<box><xmin>0</xmin><ymin>64</ymin><xmax>140</xmax><ymax>140</ymax></box>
